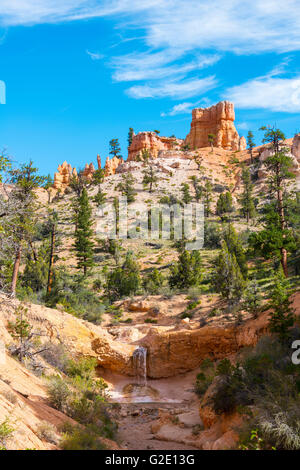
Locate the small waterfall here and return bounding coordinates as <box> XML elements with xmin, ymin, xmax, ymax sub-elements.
<box><xmin>133</xmin><ymin>346</ymin><xmax>147</xmax><ymax>386</ymax></box>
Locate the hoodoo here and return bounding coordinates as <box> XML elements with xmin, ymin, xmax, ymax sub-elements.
<box><xmin>185</xmin><ymin>101</ymin><xmax>246</xmax><ymax>151</ymax></box>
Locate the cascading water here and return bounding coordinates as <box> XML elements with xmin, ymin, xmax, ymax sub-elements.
<box><xmin>133</xmin><ymin>346</ymin><xmax>147</xmax><ymax>386</ymax></box>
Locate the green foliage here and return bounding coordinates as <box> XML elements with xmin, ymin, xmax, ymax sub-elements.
<box><xmin>267</xmin><ymin>268</ymin><xmax>295</xmax><ymax>343</ymax></box>
<box><xmin>109</xmin><ymin>138</ymin><xmax>122</xmax><ymax>159</ymax></box>
<box><xmin>46</xmin><ymin>270</ymin><xmax>105</xmax><ymax>324</ymax></box>
<box><xmin>242</xmin><ymin>279</ymin><xmax>262</xmax><ymax>318</ymax></box>
<box><xmin>216</xmin><ymin>191</ymin><xmax>234</xmax><ymax>217</ymax></box>
<box><xmin>202</xmin><ymin>180</ymin><xmax>213</xmax><ymax>217</ymax></box>
<box><xmin>169</xmin><ymin>250</ymin><xmax>202</xmax><ymax>290</ymax></box>
<box><xmin>142</xmin><ymin>164</ymin><xmax>158</xmax><ymax>193</ymax></box>
<box><xmin>128</xmin><ymin>127</ymin><xmax>134</xmax><ymax>147</ymax></box>
<box><xmin>204</xmin><ymin>221</ymin><xmax>222</xmax><ymax>249</ymax></box>
<box><xmin>143</xmin><ymin>268</ymin><xmax>164</xmax><ymax>294</ymax></box>
<box><xmin>117</xmin><ymin>173</ymin><xmax>136</xmax><ymax>203</ymax></box>
<box><xmin>208</xmin><ymin>133</ymin><xmax>216</xmax><ymax>150</ymax></box>
<box><xmin>60</xmin><ymin>425</ymin><xmax>106</xmax><ymax>450</ymax></box>
<box><xmin>213</xmin><ymin>241</ymin><xmax>245</xmax><ymax>303</ymax></box>
<box><xmin>222</xmin><ymin>224</ymin><xmax>248</xmax><ymax>277</ymax></box>
<box><xmin>73</xmin><ymin>188</ymin><xmax>95</xmax><ymax>276</ymax></box>
<box><xmin>180</xmin><ymin>182</ymin><xmax>192</xmax><ymax>205</ymax></box>
<box><xmin>0</xmin><ymin>418</ymin><xmax>14</xmax><ymax>448</ymax></box>
<box><xmin>7</xmin><ymin>305</ymin><xmax>31</xmax><ymax>341</ymax></box>
<box><xmin>246</xmin><ymin>131</ymin><xmax>255</xmax><ymax>163</ymax></box>
<box><xmin>105</xmin><ymin>251</ymin><xmax>141</xmax><ymax>300</ymax></box>
<box><xmin>239</xmin><ymin>166</ymin><xmax>256</xmax><ymax>222</ymax></box>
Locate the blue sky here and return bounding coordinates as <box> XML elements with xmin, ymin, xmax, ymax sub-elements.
<box><xmin>0</xmin><ymin>0</ymin><xmax>300</xmax><ymax>177</ymax></box>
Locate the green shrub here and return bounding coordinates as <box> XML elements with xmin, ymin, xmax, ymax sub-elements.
<box><xmin>60</xmin><ymin>425</ymin><xmax>106</xmax><ymax>450</ymax></box>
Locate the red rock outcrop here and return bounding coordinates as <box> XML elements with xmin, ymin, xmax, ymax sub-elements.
<box><xmin>185</xmin><ymin>101</ymin><xmax>245</xmax><ymax>151</ymax></box>
<box><xmin>128</xmin><ymin>132</ymin><xmax>183</xmax><ymax>161</ymax></box>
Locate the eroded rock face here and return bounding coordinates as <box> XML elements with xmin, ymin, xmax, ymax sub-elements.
<box><xmin>128</xmin><ymin>132</ymin><xmax>183</xmax><ymax>161</ymax></box>
<box><xmin>104</xmin><ymin>156</ymin><xmax>124</xmax><ymax>176</ymax></box>
<box><xmin>53</xmin><ymin>157</ymin><xmax>102</xmax><ymax>192</ymax></box>
<box><xmin>185</xmin><ymin>101</ymin><xmax>243</xmax><ymax>151</ymax></box>
<box><xmin>141</xmin><ymin>313</ymin><xmax>271</xmax><ymax>378</ymax></box>
<box><xmin>53</xmin><ymin>161</ymin><xmax>77</xmax><ymax>192</ymax></box>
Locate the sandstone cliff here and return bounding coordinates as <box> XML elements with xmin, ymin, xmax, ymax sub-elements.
<box><xmin>185</xmin><ymin>101</ymin><xmax>246</xmax><ymax>151</ymax></box>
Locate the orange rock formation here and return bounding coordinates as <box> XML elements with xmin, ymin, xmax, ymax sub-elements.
<box><xmin>104</xmin><ymin>156</ymin><xmax>124</xmax><ymax>176</ymax></box>
<box><xmin>185</xmin><ymin>101</ymin><xmax>246</xmax><ymax>151</ymax></box>
<box><xmin>53</xmin><ymin>161</ymin><xmax>77</xmax><ymax>192</ymax></box>
<box><xmin>128</xmin><ymin>132</ymin><xmax>184</xmax><ymax>161</ymax></box>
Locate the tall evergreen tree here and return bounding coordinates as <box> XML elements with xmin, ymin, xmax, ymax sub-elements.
<box><xmin>247</xmin><ymin>131</ymin><xmax>255</xmax><ymax>164</ymax></box>
<box><xmin>142</xmin><ymin>164</ymin><xmax>158</xmax><ymax>193</ymax></box>
<box><xmin>181</xmin><ymin>183</ymin><xmax>193</xmax><ymax>204</ymax></box>
<box><xmin>213</xmin><ymin>241</ymin><xmax>245</xmax><ymax>304</ymax></box>
<box><xmin>239</xmin><ymin>167</ymin><xmax>256</xmax><ymax>223</ymax></box>
<box><xmin>202</xmin><ymin>180</ymin><xmax>213</xmax><ymax>217</ymax></box>
<box><xmin>222</xmin><ymin>223</ymin><xmax>248</xmax><ymax>278</ymax></box>
<box><xmin>267</xmin><ymin>268</ymin><xmax>295</xmax><ymax>343</ymax></box>
<box><xmin>73</xmin><ymin>188</ymin><xmax>95</xmax><ymax>276</ymax></box>
<box><xmin>216</xmin><ymin>192</ymin><xmax>234</xmax><ymax>219</ymax></box>
<box><xmin>8</xmin><ymin>161</ymin><xmax>46</xmax><ymax>295</ymax></box>
<box><xmin>249</xmin><ymin>127</ymin><xmax>296</xmax><ymax>277</ymax></box>
<box><xmin>117</xmin><ymin>173</ymin><xmax>136</xmax><ymax>203</ymax></box>
<box><xmin>242</xmin><ymin>279</ymin><xmax>262</xmax><ymax>318</ymax></box>
<box><xmin>92</xmin><ymin>169</ymin><xmax>106</xmax><ymax>207</ymax></box>
<box><xmin>109</xmin><ymin>139</ymin><xmax>122</xmax><ymax>159</ymax></box>
<box><xmin>128</xmin><ymin>128</ymin><xmax>134</xmax><ymax>147</ymax></box>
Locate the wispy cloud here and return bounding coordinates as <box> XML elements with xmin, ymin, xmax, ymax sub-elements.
<box><xmin>2</xmin><ymin>1</ymin><xmax>300</xmax><ymax>103</ymax></box>
<box><xmin>127</xmin><ymin>76</ymin><xmax>217</xmax><ymax>100</ymax></box>
<box><xmin>86</xmin><ymin>50</ymin><xmax>104</xmax><ymax>60</ymax></box>
<box><xmin>161</xmin><ymin>98</ymin><xmax>212</xmax><ymax>116</ymax></box>
<box><xmin>161</xmin><ymin>102</ymin><xmax>194</xmax><ymax>117</ymax></box>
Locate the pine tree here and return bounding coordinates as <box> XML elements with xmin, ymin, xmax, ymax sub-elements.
<box><xmin>247</xmin><ymin>131</ymin><xmax>255</xmax><ymax>164</ymax></box>
<box><xmin>105</xmin><ymin>251</ymin><xmax>141</xmax><ymax>300</ymax></box>
<box><xmin>8</xmin><ymin>161</ymin><xmax>46</xmax><ymax>296</ymax></box>
<box><xmin>250</xmin><ymin>127</ymin><xmax>296</xmax><ymax>277</ymax></box>
<box><xmin>142</xmin><ymin>164</ymin><xmax>158</xmax><ymax>193</ymax></box>
<box><xmin>222</xmin><ymin>223</ymin><xmax>248</xmax><ymax>278</ymax></box>
<box><xmin>43</xmin><ymin>174</ymin><xmax>54</xmax><ymax>204</ymax></box>
<box><xmin>169</xmin><ymin>250</ymin><xmax>202</xmax><ymax>289</ymax></box>
<box><xmin>128</xmin><ymin>128</ymin><xmax>134</xmax><ymax>147</ymax></box>
<box><xmin>267</xmin><ymin>268</ymin><xmax>295</xmax><ymax>343</ymax></box>
<box><xmin>143</xmin><ymin>268</ymin><xmax>164</xmax><ymax>294</ymax></box>
<box><xmin>213</xmin><ymin>241</ymin><xmax>245</xmax><ymax>304</ymax></box>
<box><xmin>117</xmin><ymin>173</ymin><xmax>136</xmax><ymax>203</ymax></box>
<box><xmin>239</xmin><ymin>166</ymin><xmax>256</xmax><ymax>223</ymax></box>
<box><xmin>181</xmin><ymin>183</ymin><xmax>193</xmax><ymax>204</ymax></box>
<box><xmin>202</xmin><ymin>180</ymin><xmax>213</xmax><ymax>217</ymax></box>
<box><xmin>190</xmin><ymin>176</ymin><xmax>203</xmax><ymax>202</ymax></box>
<box><xmin>73</xmin><ymin>188</ymin><xmax>95</xmax><ymax>276</ymax></box>
<box><xmin>242</xmin><ymin>279</ymin><xmax>262</xmax><ymax>318</ymax></box>
<box><xmin>92</xmin><ymin>169</ymin><xmax>106</xmax><ymax>207</ymax></box>
<box><xmin>216</xmin><ymin>192</ymin><xmax>234</xmax><ymax>219</ymax></box>
<box><xmin>109</xmin><ymin>139</ymin><xmax>122</xmax><ymax>159</ymax></box>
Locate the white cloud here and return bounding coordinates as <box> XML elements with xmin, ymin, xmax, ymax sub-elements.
<box><xmin>237</xmin><ymin>122</ymin><xmax>249</xmax><ymax>130</ymax></box>
<box><xmin>2</xmin><ymin>1</ymin><xmax>300</xmax><ymax>56</ymax></box>
<box><xmin>127</xmin><ymin>76</ymin><xmax>217</xmax><ymax>99</ymax></box>
<box><xmin>111</xmin><ymin>52</ymin><xmax>220</xmax><ymax>82</ymax></box>
<box><xmin>86</xmin><ymin>50</ymin><xmax>104</xmax><ymax>60</ymax></box>
<box><xmin>2</xmin><ymin>1</ymin><xmax>300</xmax><ymax>102</ymax></box>
<box><xmin>161</xmin><ymin>102</ymin><xmax>194</xmax><ymax>117</ymax></box>
<box><xmin>225</xmin><ymin>75</ymin><xmax>300</xmax><ymax>113</ymax></box>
